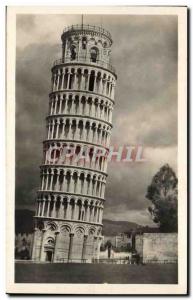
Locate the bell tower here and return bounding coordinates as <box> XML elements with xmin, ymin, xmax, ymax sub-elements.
<box><xmin>32</xmin><ymin>24</ymin><xmax>117</xmax><ymax>263</ymax></box>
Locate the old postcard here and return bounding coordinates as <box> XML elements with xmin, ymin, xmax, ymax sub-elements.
<box><xmin>6</xmin><ymin>6</ymin><xmax>187</xmax><ymax>294</ymax></box>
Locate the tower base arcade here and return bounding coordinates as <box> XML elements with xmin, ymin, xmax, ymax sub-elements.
<box><xmin>32</xmin><ymin>218</ymin><xmax>103</xmax><ymax>263</ymax></box>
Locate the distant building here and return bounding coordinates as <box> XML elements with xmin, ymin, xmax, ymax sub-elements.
<box><xmin>115</xmin><ymin>232</ymin><xmax>134</xmax><ymax>250</ymax></box>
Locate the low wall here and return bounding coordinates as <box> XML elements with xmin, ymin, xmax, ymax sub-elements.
<box><xmin>99</xmin><ymin>249</ymin><xmax>130</xmax><ymax>259</ymax></box>
<box><xmin>136</xmin><ymin>233</ymin><xmax>177</xmax><ymax>263</ymax></box>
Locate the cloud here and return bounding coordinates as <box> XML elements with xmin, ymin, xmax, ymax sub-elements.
<box><xmin>16</xmin><ymin>14</ymin><xmax>178</xmax><ymax>226</ymax></box>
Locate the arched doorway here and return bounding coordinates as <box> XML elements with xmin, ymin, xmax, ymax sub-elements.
<box><xmin>45</xmin><ymin>250</ymin><xmax>53</xmax><ymax>262</ymax></box>
<box><xmin>44</xmin><ymin>237</ymin><xmax>55</xmax><ymax>262</ymax></box>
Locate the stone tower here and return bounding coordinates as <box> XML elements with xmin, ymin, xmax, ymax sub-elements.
<box><xmin>32</xmin><ymin>24</ymin><xmax>117</xmax><ymax>263</ymax></box>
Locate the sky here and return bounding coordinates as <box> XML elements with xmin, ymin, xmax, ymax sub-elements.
<box><xmin>16</xmin><ymin>14</ymin><xmax>178</xmax><ymax>226</ymax></box>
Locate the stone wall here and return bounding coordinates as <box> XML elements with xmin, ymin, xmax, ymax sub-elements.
<box><xmin>135</xmin><ymin>233</ymin><xmax>177</xmax><ymax>263</ymax></box>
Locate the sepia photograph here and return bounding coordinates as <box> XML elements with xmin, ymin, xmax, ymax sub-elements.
<box><xmin>6</xmin><ymin>6</ymin><xmax>187</xmax><ymax>295</ymax></box>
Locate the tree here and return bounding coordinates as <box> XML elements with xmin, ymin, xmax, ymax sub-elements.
<box><xmin>146</xmin><ymin>164</ymin><xmax>178</xmax><ymax>232</ymax></box>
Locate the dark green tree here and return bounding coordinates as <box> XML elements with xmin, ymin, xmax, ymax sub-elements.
<box><xmin>146</xmin><ymin>164</ymin><xmax>178</xmax><ymax>232</ymax></box>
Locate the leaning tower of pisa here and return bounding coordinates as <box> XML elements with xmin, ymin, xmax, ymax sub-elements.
<box><xmin>31</xmin><ymin>24</ymin><xmax>117</xmax><ymax>263</ymax></box>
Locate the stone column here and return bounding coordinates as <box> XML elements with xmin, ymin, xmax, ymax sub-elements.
<box><xmin>109</xmin><ymin>108</ymin><xmax>113</xmax><ymax>123</ymax></box>
<box><xmin>93</xmin><ymin>236</ymin><xmax>98</xmax><ymax>259</ymax></box>
<box><xmin>97</xmin><ymin>207</ymin><xmax>100</xmax><ymax>223</ymax></box>
<box><xmin>47</xmin><ymin>124</ymin><xmax>51</xmax><ymax>139</ymax></box>
<box><xmin>40</xmin><ymin>229</ymin><xmax>47</xmax><ymax>261</ymax></box>
<box><xmin>90</xmin><ymin>206</ymin><xmax>94</xmax><ymax>222</ymax></box>
<box><xmin>84</xmin><ymin>98</ymin><xmax>89</xmax><ymax>115</ymax></box>
<box><xmin>61</xmin><ymin>72</ymin><xmax>65</xmax><ymax>90</ymax></box>
<box><xmin>67</xmin><ymin>71</ymin><xmax>71</xmax><ymax>89</ymax></box>
<box><xmin>51</xmin><ymin>199</ymin><xmax>56</xmax><ymax>218</ymax></box>
<box><xmin>93</xmin><ymin>180</ymin><xmax>97</xmax><ymax>197</ymax></box>
<box><xmin>93</xmin><ymin>75</ymin><xmax>97</xmax><ymax>93</ymax></box>
<box><xmin>49</xmin><ymin>172</ymin><xmax>54</xmax><ymax>190</ymax></box>
<box><xmin>47</xmin><ymin>199</ymin><xmax>51</xmax><ymax>217</ymax></box>
<box><xmin>87</xmin><ymin>177</ymin><xmax>92</xmax><ymax>195</ymax></box>
<box><xmin>56</xmin><ymin>120</ymin><xmax>59</xmax><ymax>139</ymax></box>
<box><xmin>41</xmin><ymin>198</ymin><xmax>46</xmax><ymax>216</ymax></box>
<box><xmin>68</xmin><ymin>173</ymin><xmax>73</xmax><ymax>193</ymax></box>
<box><xmin>53</xmin><ymin>148</ymin><xmax>57</xmax><ymax>165</ymax></box>
<box><xmin>62</xmin><ymin>172</ymin><xmax>66</xmax><ymax>192</ymax></box>
<box><xmin>86</xmin><ymin>204</ymin><xmax>90</xmax><ymax>222</ymax></box>
<box><xmin>55</xmin><ymin>172</ymin><xmax>60</xmax><ymax>191</ymax></box>
<box><xmin>73</xmin><ymin>200</ymin><xmax>78</xmax><ymax>220</ymax></box>
<box><xmin>45</xmin><ymin>171</ymin><xmax>49</xmax><ymax>190</ymax></box>
<box><xmin>41</xmin><ymin>173</ymin><xmax>44</xmax><ymax>190</ymax></box>
<box><xmin>52</xmin><ymin>74</ymin><xmax>56</xmax><ymax>91</ymax></box>
<box><xmin>81</xmin><ymin>121</ymin><xmax>86</xmax><ymax>141</ymax></box>
<box><xmin>103</xmin><ymin>79</ymin><xmax>107</xmax><ymax>96</ymax></box>
<box><xmin>96</xmin><ymin>236</ymin><xmax>103</xmax><ymax>260</ymax></box>
<box><xmin>50</xmin><ymin>99</ymin><xmax>54</xmax><ymax>115</ymax></box>
<box><xmin>99</xmin><ymin>77</ymin><xmax>103</xmax><ymax>94</ymax></box>
<box><xmin>81</xmin><ymin>176</ymin><xmax>86</xmax><ymax>195</ymax></box>
<box><xmin>111</xmin><ymin>84</ymin><xmax>115</xmax><ymax>99</ymax></box>
<box><xmin>86</xmin><ymin>124</ymin><xmax>91</xmax><ymax>143</ymax></box>
<box><xmin>101</xmin><ymin>105</ymin><xmax>105</xmax><ymax>119</ymax></box>
<box><xmin>97</xmin><ymin>180</ymin><xmax>102</xmax><ymax>197</ymax></box>
<box><xmin>94</xmin><ymin>207</ymin><xmax>97</xmax><ymax>223</ymax></box>
<box><xmin>53</xmin><ymin>231</ymin><xmax>60</xmax><ymax>262</ymax></box>
<box><xmin>68</xmin><ymin>233</ymin><xmax>74</xmax><ymax>262</ymax></box>
<box><xmin>65</xmin><ymin>199</ymin><xmax>70</xmax><ymax>219</ymax></box>
<box><xmin>59</xmin><ymin>98</ymin><xmax>62</xmax><ymax>114</ymax></box>
<box><xmin>81</xmin><ymin>235</ymin><xmax>88</xmax><ymax>262</ymax></box>
<box><xmin>54</xmin><ymin>98</ymin><xmax>58</xmax><ymax>115</ymax></box>
<box><xmin>99</xmin><ymin>207</ymin><xmax>103</xmax><ymax>223</ymax></box>
<box><xmin>86</xmin><ymin>71</ymin><xmax>90</xmax><ymax>90</ymax></box>
<box><xmin>63</xmin><ymin>99</ymin><xmax>67</xmax><ymax>114</ymax></box>
<box><xmin>59</xmin><ymin>198</ymin><xmax>64</xmax><ymax>218</ymax></box>
<box><xmin>95</xmin><ymin>102</ymin><xmax>99</xmax><ymax>118</ymax></box>
<box><xmin>75</xmin><ymin>71</ymin><xmax>79</xmax><ymax>90</ymax></box>
<box><xmin>91</xmin><ymin>100</ymin><xmax>95</xmax><ymax>117</ymax></box>
<box><xmin>68</xmin><ymin>122</ymin><xmax>72</xmax><ymax>140</ymax></box>
<box><xmin>37</xmin><ymin>200</ymin><xmax>41</xmax><ymax>216</ymax></box>
<box><xmin>102</xmin><ymin>181</ymin><xmax>106</xmax><ymax>198</ymax></box>
<box><xmin>51</xmin><ymin>121</ymin><xmax>55</xmax><ymax>139</ymax></box>
<box><xmin>76</xmin><ymin>174</ymin><xmax>81</xmax><ymax>194</ymax></box>
<box><xmin>97</xmin><ymin>206</ymin><xmax>100</xmax><ymax>223</ymax></box>
<box><xmin>61</xmin><ymin>120</ymin><xmax>65</xmax><ymax>139</ymax></box>
<box><xmin>57</xmin><ymin>73</ymin><xmax>60</xmax><ymax>91</ymax></box>
<box><xmin>80</xmin><ymin>71</ymin><xmax>84</xmax><ymax>90</ymax></box>
<box><xmin>31</xmin><ymin>228</ymin><xmax>38</xmax><ymax>260</ymax></box>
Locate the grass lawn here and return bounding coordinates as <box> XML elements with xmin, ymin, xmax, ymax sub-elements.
<box><xmin>15</xmin><ymin>262</ymin><xmax>178</xmax><ymax>284</ymax></box>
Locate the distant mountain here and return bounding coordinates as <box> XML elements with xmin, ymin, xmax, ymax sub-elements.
<box><xmin>103</xmin><ymin>219</ymin><xmax>140</xmax><ymax>236</ymax></box>
<box><xmin>15</xmin><ymin>209</ymin><xmax>157</xmax><ymax>236</ymax></box>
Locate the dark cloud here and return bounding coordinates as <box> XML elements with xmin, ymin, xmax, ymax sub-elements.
<box><xmin>16</xmin><ymin>15</ymin><xmax>178</xmax><ymax>225</ymax></box>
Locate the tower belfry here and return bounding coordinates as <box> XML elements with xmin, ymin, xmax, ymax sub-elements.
<box><xmin>32</xmin><ymin>24</ymin><xmax>117</xmax><ymax>263</ymax></box>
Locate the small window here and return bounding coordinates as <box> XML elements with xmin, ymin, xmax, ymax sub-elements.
<box><xmin>70</xmin><ymin>45</ymin><xmax>76</xmax><ymax>60</ymax></box>
<box><xmin>90</xmin><ymin>47</ymin><xmax>98</xmax><ymax>63</ymax></box>
<box><xmin>82</xmin><ymin>37</ymin><xmax>87</xmax><ymax>50</ymax></box>
<box><xmin>103</xmin><ymin>42</ymin><xmax>107</xmax><ymax>48</ymax></box>
<box><xmin>47</xmin><ymin>238</ymin><xmax>54</xmax><ymax>246</ymax></box>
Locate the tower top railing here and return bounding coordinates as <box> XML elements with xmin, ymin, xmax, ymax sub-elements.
<box><xmin>62</xmin><ymin>24</ymin><xmax>112</xmax><ymax>43</ymax></box>
<box><xmin>53</xmin><ymin>56</ymin><xmax>116</xmax><ymax>74</ymax></box>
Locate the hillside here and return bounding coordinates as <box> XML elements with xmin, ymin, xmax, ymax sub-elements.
<box><xmin>102</xmin><ymin>219</ymin><xmax>139</xmax><ymax>236</ymax></box>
